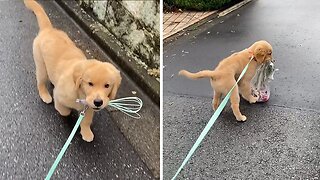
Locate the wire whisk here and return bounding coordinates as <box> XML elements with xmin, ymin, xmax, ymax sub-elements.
<box><xmin>108</xmin><ymin>97</ymin><xmax>143</xmax><ymax>119</ymax></box>
<box><xmin>76</xmin><ymin>97</ymin><xmax>143</xmax><ymax>119</ymax></box>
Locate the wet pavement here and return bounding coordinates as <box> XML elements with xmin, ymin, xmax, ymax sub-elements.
<box><xmin>164</xmin><ymin>0</ymin><xmax>320</xmax><ymax>179</ymax></box>
<box><xmin>0</xmin><ymin>0</ymin><xmax>157</xmax><ymax>179</ymax></box>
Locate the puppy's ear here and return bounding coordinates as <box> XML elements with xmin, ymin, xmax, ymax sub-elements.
<box><xmin>253</xmin><ymin>46</ymin><xmax>266</xmax><ymax>64</ymax></box>
<box><xmin>73</xmin><ymin>62</ymin><xmax>85</xmax><ymax>88</ymax></box>
<box><xmin>109</xmin><ymin>70</ymin><xmax>122</xmax><ymax>100</ymax></box>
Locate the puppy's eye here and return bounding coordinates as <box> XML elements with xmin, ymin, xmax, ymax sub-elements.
<box><xmin>105</xmin><ymin>84</ymin><xmax>109</xmax><ymax>88</ymax></box>
<box><xmin>88</xmin><ymin>82</ymin><xmax>93</xmax><ymax>86</ymax></box>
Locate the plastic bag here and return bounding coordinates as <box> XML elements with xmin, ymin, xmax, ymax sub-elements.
<box><xmin>251</xmin><ymin>60</ymin><xmax>278</xmax><ymax>102</ymax></box>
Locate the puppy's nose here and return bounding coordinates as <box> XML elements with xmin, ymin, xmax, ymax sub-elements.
<box><xmin>93</xmin><ymin>99</ymin><xmax>103</xmax><ymax>107</ymax></box>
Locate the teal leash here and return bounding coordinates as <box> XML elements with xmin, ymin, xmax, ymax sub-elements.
<box><xmin>172</xmin><ymin>57</ymin><xmax>253</xmax><ymax>179</ymax></box>
<box><xmin>45</xmin><ymin>97</ymin><xmax>143</xmax><ymax>179</ymax></box>
<box><xmin>45</xmin><ymin>106</ymin><xmax>88</xmax><ymax>180</ymax></box>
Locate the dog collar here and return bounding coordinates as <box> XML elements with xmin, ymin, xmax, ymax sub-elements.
<box><xmin>76</xmin><ymin>99</ymin><xmax>87</xmax><ymax>105</ymax></box>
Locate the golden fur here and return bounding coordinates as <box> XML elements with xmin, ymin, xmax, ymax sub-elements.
<box><xmin>24</xmin><ymin>0</ymin><xmax>121</xmax><ymax>142</ymax></box>
<box><xmin>179</xmin><ymin>41</ymin><xmax>273</xmax><ymax>121</ymax></box>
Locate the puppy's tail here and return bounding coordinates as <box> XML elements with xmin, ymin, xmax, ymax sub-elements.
<box><xmin>24</xmin><ymin>0</ymin><xmax>52</xmax><ymax>31</ymax></box>
<box><xmin>179</xmin><ymin>70</ymin><xmax>218</xmax><ymax>80</ymax></box>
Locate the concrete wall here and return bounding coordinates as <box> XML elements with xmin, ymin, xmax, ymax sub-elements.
<box><xmin>78</xmin><ymin>0</ymin><xmax>160</xmax><ymax>69</ymax></box>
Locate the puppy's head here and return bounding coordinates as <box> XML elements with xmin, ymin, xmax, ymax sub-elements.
<box><xmin>74</xmin><ymin>60</ymin><xmax>122</xmax><ymax>111</ymax></box>
<box><xmin>251</xmin><ymin>40</ymin><xmax>273</xmax><ymax>64</ymax></box>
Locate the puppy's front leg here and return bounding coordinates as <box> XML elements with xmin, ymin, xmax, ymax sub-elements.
<box><xmin>80</xmin><ymin>109</ymin><xmax>94</xmax><ymax>142</ymax></box>
<box><xmin>54</xmin><ymin>101</ymin><xmax>71</xmax><ymax>116</ymax></box>
<box><xmin>230</xmin><ymin>86</ymin><xmax>247</xmax><ymax>121</ymax></box>
<box><xmin>239</xmin><ymin>80</ymin><xmax>258</xmax><ymax>103</ymax></box>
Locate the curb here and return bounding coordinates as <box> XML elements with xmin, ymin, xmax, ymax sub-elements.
<box><xmin>218</xmin><ymin>0</ymin><xmax>252</xmax><ymax>17</ymax></box>
<box><xmin>55</xmin><ymin>0</ymin><xmax>160</xmax><ymax>106</ymax></box>
<box><xmin>164</xmin><ymin>0</ymin><xmax>252</xmax><ymax>43</ymax></box>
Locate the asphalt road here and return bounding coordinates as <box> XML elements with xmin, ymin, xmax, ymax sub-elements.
<box><xmin>164</xmin><ymin>0</ymin><xmax>320</xmax><ymax>179</ymax></box>
<box><xmin>0</xmin><ymin>1</ymin><xmax>156</xmax><ymax>179</ymax></box>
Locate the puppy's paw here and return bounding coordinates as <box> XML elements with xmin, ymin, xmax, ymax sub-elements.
<box><xmin>249</xmin><ymin>96</ymin><xmax>259</xmax><ymax>104</ymax></box>
<box><xmin>81</xmin><ymin>130</ymin><xmax>94</xmax><ymax>142</ymax></box>
<box><xmin>40</xmin><ymin>93</ymin><xmax>53</xmax><ymax>104</ymax></box>
<box><xmin>236</xmin><ymin>115</ymin><xmax>247</xmax><ymax>122</ymax></box>
<box><xmin>212</xmin><ymin>99</ymin><xmax>220</xmax><ymax>111</ymax></box>
<box><xmin>212</xmin><ymin>104</ymin><xmax>219</xmax><ymax>111</ymax></box>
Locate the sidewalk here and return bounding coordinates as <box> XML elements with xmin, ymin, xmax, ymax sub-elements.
<box><xmin>164</xmin><ymin>11</ymin><xmax>216</xmax><ymax>39</ymax></box>
<box><xmin>163</xmin><ymin>0</ymin><xmax>251</xmax><ymax>39</ymax></box>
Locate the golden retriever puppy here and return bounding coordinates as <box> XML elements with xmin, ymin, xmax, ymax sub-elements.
<box><xmin>179</xmin><ymin>41</ymin><xmax>273</xmax><ymax>121</ymax></box>
<box><xmin>24</xmin><ymin>0</ymin><xmax>121</xmax><ymax>142</ymax></box>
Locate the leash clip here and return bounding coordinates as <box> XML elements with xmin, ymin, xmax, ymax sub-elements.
<box><xmin>76</xmin><ymin>99</ymin><xmax>89</xmax><ymax>116</ymax></box>
<box><xmin>80</xmin><ymin>105</ymin><xmax>89</xmax><ymax>116</ymax></box>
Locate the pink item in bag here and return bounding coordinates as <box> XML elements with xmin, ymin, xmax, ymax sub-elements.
<box><xmin>251</xmin><ymin>60</ymin><xmax>278</xmax><ymax>102</ymax></box>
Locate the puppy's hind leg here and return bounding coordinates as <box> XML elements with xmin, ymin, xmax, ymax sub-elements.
<box><xmin>212</xmin><ymin>90</ymin><xmax>221</xmax><ymax>111</ymax></box>
<box><xmin>33</xmin><ymin>40</ymin><xmax>52</xmax><ymax>104</ymax></box>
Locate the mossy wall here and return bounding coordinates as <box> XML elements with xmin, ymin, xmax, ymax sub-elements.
<box><xmin>78</xmin><ymin>0</ymin><xmax>160</xmax><ymax>69</ymax></box>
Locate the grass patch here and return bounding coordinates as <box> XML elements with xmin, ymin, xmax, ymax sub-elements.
<box><xmin>164</xmin><ymin>0</ymin><xmax>241</xmax><ymax>11</ymax></box>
